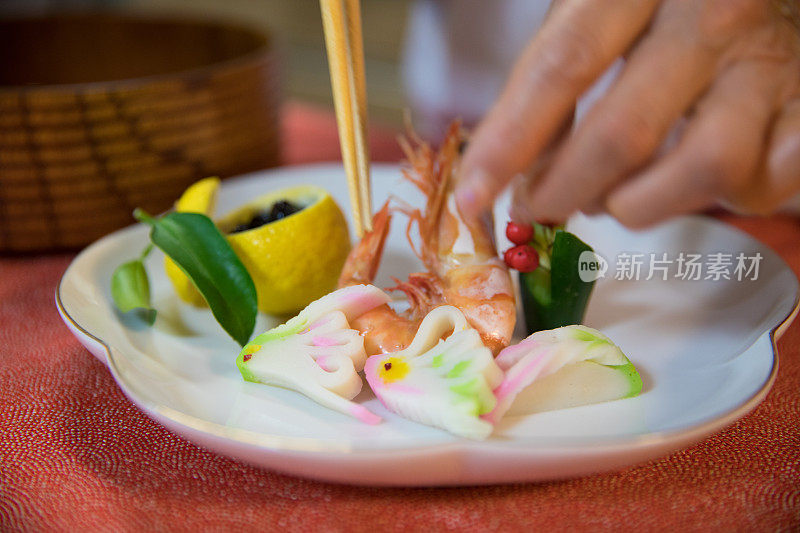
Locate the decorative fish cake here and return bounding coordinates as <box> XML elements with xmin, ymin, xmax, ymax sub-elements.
<box><xmin>365</xmin><ymin>306</ymin><xmax>504</xmax><ymax>439</ymax></box>
<box><xmin>236</xmin><ymin>284</ymin><xmax>390</xmax><ymax>424</ymax></box>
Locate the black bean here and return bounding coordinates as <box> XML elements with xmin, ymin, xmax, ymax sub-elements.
<box><xmin>268</xmin><ymin>200</ymin><xmax>301</xmax><ymax>222</ymax></box>
<box><xmin>229</xmin><ymin>200</ymin><xmax>303</xmax><ymax>234</ymax></box>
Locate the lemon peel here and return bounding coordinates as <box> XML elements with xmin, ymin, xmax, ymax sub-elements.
<box><xmin>174</xmin><ymin>176</ymin><xmax>220</xmax><ymax>214</ymax></box>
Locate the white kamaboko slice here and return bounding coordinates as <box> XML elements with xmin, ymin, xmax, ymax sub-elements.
<box><xmin>236</xmin><ymin>284</ymin><xmax>391</xmax><ymax>424</ymax></box>
<box><xmin>483</xmin><ymin>325</ymin><xmax>643</xmax><ymax>424</ymax></box>
<box><xmin>365</xmin><ymin>306</ymin><xmax>504</xmax><ymax>440</ymax></box>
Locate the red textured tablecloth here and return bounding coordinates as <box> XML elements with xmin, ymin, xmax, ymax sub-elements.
<box><xmin>2</xmin><ymin>103</ymin><xmax>799</xmax><ymax>531</ymax></box>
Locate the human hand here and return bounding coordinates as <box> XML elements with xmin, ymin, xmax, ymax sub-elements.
<box><xmin>456</xmin><ymin>0</ymin><xmax>800</xmax><ymax>227</ymax></box>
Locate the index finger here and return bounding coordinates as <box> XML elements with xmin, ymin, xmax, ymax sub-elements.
<box><xmin>456</xmin><ymin>0</ymin><xmax>661</xmax><ymax>218</ymax></box>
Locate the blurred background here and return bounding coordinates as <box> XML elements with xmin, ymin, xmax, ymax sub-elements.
<box><xmin>0</xmin><ymin>0</ymin><xmax>412</xmax><ymax>125</ymax></box>
<box><xmin>0</xmin><ymin>0</ymin><xmax>416</xmax><ymax>250</ymax></box>
<box><xmin>0</xmin><ymin>0</ymin><xmax>547</xmax><ymax>132</ymax></box>
<box><xmin>129</xmin><ymin>0</ymin><xmax>412</xmax><ymax>126</ymax></box>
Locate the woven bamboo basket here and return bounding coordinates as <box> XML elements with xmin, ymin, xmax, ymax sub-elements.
<box><xmin>0</xmin><ymin>14</ymin><xmax>281</xmax><ymax>251</ymax></box>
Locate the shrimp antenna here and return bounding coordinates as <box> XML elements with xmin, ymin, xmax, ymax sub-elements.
<box><xmin>389</xmin><ymin>195</ymin><xmax>424</xmax><ymax>264</ymax></box>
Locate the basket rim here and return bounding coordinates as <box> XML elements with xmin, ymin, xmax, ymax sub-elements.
<box><xmin>0</xmin><ymin>11</ymin><xmax>277</xmax><ymax>95</ymax></box>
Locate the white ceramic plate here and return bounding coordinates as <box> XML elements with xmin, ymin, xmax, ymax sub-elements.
<box><xmin>57</xmin><ymin>164</ymin><xmax>799</xmax><ymax>486</ymax></box>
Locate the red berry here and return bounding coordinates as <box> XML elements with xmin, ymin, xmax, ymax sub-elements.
<box><xmin>503</xmin><ymin>245</ymin><xmax>540</xmax><ymax>272</ymax></box>
<box><xmin>506</xmin><ymin>221</ymin><xmax>534</xmax><ymax>245</ymax></box>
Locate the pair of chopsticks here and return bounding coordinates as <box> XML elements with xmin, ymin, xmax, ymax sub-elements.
<box><xmin>320</xmin><ymin>0</ymin><xmax>373</xmax><ymax>237</ymax></box>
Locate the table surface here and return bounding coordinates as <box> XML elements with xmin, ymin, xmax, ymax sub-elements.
<box><xmin>2</xmin><ymin>103</ymin><xmax>799</xmax><ymax>531</ymax></box>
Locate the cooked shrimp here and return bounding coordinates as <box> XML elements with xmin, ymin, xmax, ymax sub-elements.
<box><xmin>338</xmin><ymin>201</ymin><xmax>419</xmax><ymax>354</ymax></box>
<box><xmin>338</xmin><ymin>121</ymin><xmax>516</xmax><ymax>355</ymax></box>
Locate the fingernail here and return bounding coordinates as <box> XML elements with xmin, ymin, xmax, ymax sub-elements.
<box><xmin>512</xmin><ymin>194</ymin><xmax>563</xmax><ymax>226</ymax></box>
<box><xmin>455</xmin><ymin>169</ymin><xmax>486</xmax><ymax>216</ymax></box>
<box><xmin>455</xmin><ymin>186</ymin><xmax>477</xmax><ymax>216</ymax></box>
<box><xmin>509</xmin><ymin>198</ymin><xmax>533</xmax><ymax>224</ymax></box>
<box><xmin>535</xmin><ymin>218</ymin><xmax>561</xmax><ymax>228</ymax></box>
<box><xmin>528</xmin><ymin>184</ymin><xmax>567</xmax><ymax>226</ymax></box>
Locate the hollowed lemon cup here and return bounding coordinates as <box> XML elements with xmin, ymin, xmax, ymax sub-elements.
<box><xmin>166</xmin><ymin>182</ymin><xmax>351</xmax><ymax>316</ymax></box>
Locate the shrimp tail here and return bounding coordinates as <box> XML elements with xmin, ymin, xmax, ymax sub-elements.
<box><xmin>338</xmin><ymin>201</ymin><xmax>392</xmax><ymax>287</ymax></box>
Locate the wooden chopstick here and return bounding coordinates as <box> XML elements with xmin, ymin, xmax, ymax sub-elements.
<box><xmin>320</xmin><ymin>0</ymin><xmax>373</xmax><ymax>237</ymax></box>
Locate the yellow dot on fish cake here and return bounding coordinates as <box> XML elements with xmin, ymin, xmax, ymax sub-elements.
<box><xmin>379</xmin><ymin>357</ymin><xmax>410</xmax><ymax>384</ymax></box>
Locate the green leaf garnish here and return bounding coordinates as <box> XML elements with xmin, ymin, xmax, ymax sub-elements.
<box><xmin>520</xmin><ymin>229</ymin><xmax>595</xmax><ymax>333</ymax></box>
<box><xmin>134</xmin><ymin>209</ymin><xmax>257</xmax><ymax>346</ymax></box>
<box><xmin>111</xmin><ymin>245</ymin><xmax>156</xmax><ymax>325</ymax></box>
